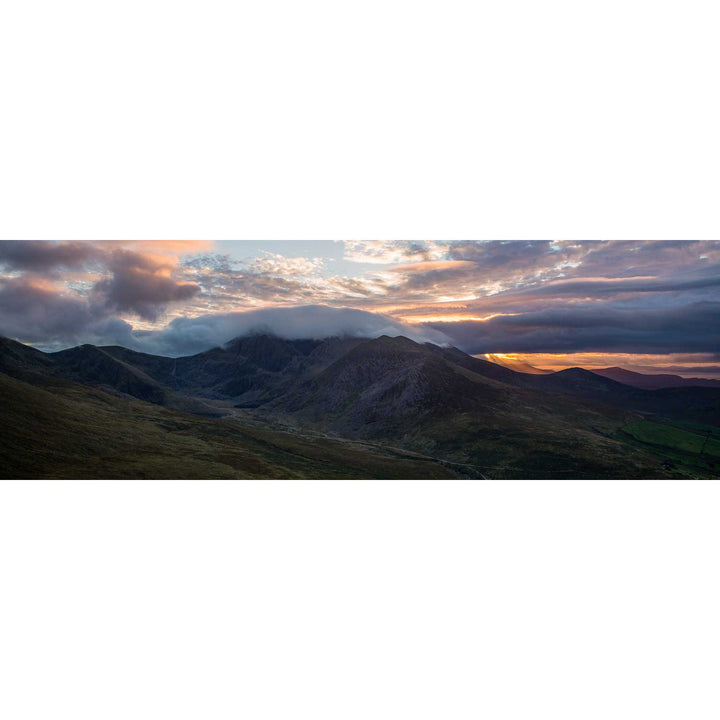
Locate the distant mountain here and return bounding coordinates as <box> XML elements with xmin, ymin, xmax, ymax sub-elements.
<box><xmin>522</xmin><ymin>366</ymin><xmax>638</xmax><ymax>398</ymax></box>
<box><xmin>484</xmin><ymin>354</ymin><xmax>552</xmax><ymax>374</ymax></box>
<box><xmin>2</xmin><ymin>333</ymin><xmax>719</xmax><ymax>478</ymax></box>
<box><xmin>505</xmin><ymin>365</ymin><xmax>720</xmax><ymax>428</ymax></box>
<box><xmin>591</xmin><ymin>366</ymin><xmax>720</xmax><ymax>390</ymax></box>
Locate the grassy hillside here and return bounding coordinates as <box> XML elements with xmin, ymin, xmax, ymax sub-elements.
<box><xmin>384</xmin><ymin>399</ymin><xmax>680</xmax><ymax>479</ymax></box>
<box><xmin>619</xmin><ymin>420</ymin><xmax>720</xmax><ymax>478</ymax></box>
<box><xmin>0</xmin><ymin>372</ymin><xmax>460</xmax><ymax>479</ymax></box>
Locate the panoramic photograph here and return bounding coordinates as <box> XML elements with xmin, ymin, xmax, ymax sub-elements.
<box><xmin>1</xmin><ymin>239</ymin><xmax>719</xmax><ymax>479</ymax></box>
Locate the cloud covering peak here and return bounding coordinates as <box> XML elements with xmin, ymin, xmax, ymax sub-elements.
<box><xmin>128</xmin><ymin>305</ymin><xmax>452</xmax><ymax>356</ymax></box>
<box><xmin>17</xmin><ymin>305</ymin><xmax>449</xmax><ymax>356</ymax></box>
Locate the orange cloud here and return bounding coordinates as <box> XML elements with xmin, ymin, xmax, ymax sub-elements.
<box><xmin>100</xmin><ymin>240</ymin><xmax>213</xmax><ymax>255</ymax></box>
<box><xmin>390</xmin><ymin>260</ymin><xmax>477</xmax><ymax>273</ymax></box>
<box><xmin>400</xmin><ymin>312</ymin><xmax>518</xmax><ymax>324</ymax></box>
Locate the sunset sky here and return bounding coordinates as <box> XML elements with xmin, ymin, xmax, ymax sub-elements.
<box><xmin>1</xmin><ymin>240</ymin><xmax>718</xmax><ymax>376</ymax></box>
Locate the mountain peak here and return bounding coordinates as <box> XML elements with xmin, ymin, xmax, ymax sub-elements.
<box><xmin>367</xmin><ymin>334</ymin><xmax>420</xmax><ymax>348</ymax></box>
<box><xmin>554</xmin><ymin>366</ymin><xmax>591</xmax><ymax>376</ymax></box>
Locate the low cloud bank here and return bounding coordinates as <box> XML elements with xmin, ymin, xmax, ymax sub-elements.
<box><xmin>23</xmin><ymin>305</ymin><xmax>452</xmax><ymax>356</ymax></box>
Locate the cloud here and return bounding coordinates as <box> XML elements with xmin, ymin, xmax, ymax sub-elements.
<box><xmin>248</xmin><ymin>252</ymin><xmax>325</xmax><ymax>276</ymax></box>
<box><xmin>117</xmin><ymin>305</ymin><xmax>453</xmax><ymax>356</ymax></box>
<box><xmin>343</xmin><ymin>240</ymin><xmax>448</xmax><ymax>264</ymax></box>
<box><xmin>168</xmin><ymin>241</ymin><xmax>720</xmax><ymax>322</ymax></box>
<box><xmin>499</xmin><ymin>267</ymin><xmax>720</xmax><ymax>299</ymax></box>
<box><xmin>0</xmin><ymin>242</ymin><xmax>203</xmax><ymax>327</ymax></box>
<box><xmin>572</xmin><ymin>240</ymin><xmax>720</xmax><ymax>278</ymax></box>
<box><xmin>14</xmin><ymin>305</ymin><xmax>451</xmax><ymax>356</ymax></box>
<box><xmin>104</xmin><ymin>241</ymin><xmax>213</xmax><ymax>254</ymax></box>
<box><xmin>178</xmin><ymin>251</ymin><xmax>389</xmax><ymax>314</ymax></box>
<box><xmin>0</xmin><ymin>240</ymin><xmax>214</xmax><ymax>275</ymax></box>
<box><xmin>0</xmin><ymin>245</ymin><xmax>203</xmax><ymax>343</ymax></box>
<box><xmin>93</xmin><ymin>249</ymin><xmax>201</xmax><ymax>320</ymax></box>
<box><xmin>430</xmin><ymin>301</ymin><xmax>720</xmax><ymax>354</ymax></box>
<box><xmin>0</xmin><ymin>276</ymin><xmax>98</xmax><ymax>344</ymax></box>
<box><xmin>0</xmin><ymin>240</ymin><xmax>102</xmax><ymax>273</ymax></box>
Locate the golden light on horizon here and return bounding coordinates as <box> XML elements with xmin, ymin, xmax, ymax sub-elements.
<box><xmin>482</xmin><ymin>352</ymin><xmax>720</xmax><ymax>378</ymax></box>
<box><xmin>401</xmin><ymin>312</ymin><xmax>518</xmax><ymax>324</ymax></box>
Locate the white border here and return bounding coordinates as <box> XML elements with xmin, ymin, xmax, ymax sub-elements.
<box><xmin>2</xmin><ymin>1</ymin><xmax>719</xmax><ymax>240</ymax></box>
<box><xmin>2</xmin><ymin>480</ymin><xmax>720</xmax><ymax>720</ymax></box>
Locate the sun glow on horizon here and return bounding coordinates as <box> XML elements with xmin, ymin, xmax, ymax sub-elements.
<box><xmin>483</xmin><ymin>352</ymin><xmax>720</xmax><ymax>379</ymax></box>
<box><xmin>401</xmin><ymin>312</ymin><xmax>518</xmax><ymax>324</ymax></box>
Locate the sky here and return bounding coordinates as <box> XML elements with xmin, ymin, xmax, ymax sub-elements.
<box><xmin>1</xmin><ymin>240</ymin><xmax>718</xmax><ymax>376</ymax></box>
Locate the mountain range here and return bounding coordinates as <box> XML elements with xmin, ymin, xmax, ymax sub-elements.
<box><xmin>589</xmin><ymin>366</ymin><xmax>720</xmax><ymax>390</ymax></box>
<box><xmin>2</xmin><ymin>334</ymin><xmax>719</xmax><ymax>479</ymax></box>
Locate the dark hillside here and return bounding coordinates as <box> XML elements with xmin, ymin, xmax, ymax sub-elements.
<box><xmin>0</xmin><ymin>371</ymin><xmax>459</xmax><ymax>479</ymax></box>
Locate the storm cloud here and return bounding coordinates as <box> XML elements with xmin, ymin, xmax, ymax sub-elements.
<box><xmin>0</xmin><ymin>276</ymin><xmax>98</xmax><ymax>344</ymax></box>
<box><xmin>0</xmin><ymin>240</ymin><xmax>102</xmax><ymax>273</ymax></box>
<box><xmin>431</xmin><ymin>301</ymin><xmax>720</xmax><ymax>354</ymax></box>
<box><xmin>0</xmin><ymin>242</ymin><xmax>203</xmax><ymax>339</ymax></box>
<box><xmin>93</xmin><ymin>249</ymin><xmax>201</xmax><ymax>320</ymax></box>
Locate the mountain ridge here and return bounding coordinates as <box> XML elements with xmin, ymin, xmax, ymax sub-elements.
<box><xmin>2</xmin><ymin>333</ymin><xmax>719</xmax><ymax>478</ymax></box>
<box><xmin>591</xmin><ymin>366</ymin><xmax>720</xmax><ymax>390</ymax></box>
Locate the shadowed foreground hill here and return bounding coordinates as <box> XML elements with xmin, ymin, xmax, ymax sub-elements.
<box><xmin>0</xmin><ymin>372</ymin><xmax>460</xmax><ymax>479</ymax></box>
